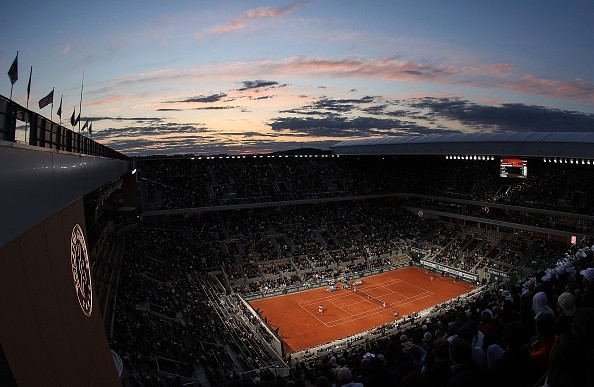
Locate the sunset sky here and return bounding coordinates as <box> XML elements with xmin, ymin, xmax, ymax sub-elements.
<box><xmin>2</xmin><ymin>0</ymin><xmax>594</xmax><ymax>155</ymax></box>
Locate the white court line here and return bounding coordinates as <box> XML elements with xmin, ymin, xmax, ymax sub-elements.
<box><xmin>298</xmin><ymin>290</ymin><xmax>366</xmax><ymax>308</ymax></box>
<box><xmin>327</xmin><ymin>299</ymin><xmax>352</xmax><ymax>319</ymax></box>
<box><xmin>327</xmin><ymin>290</ymin><xmax>432</xmax><ymax>324</ymax></box>
<box><xmin>298</xmin><ymin>278</ymin><xmax>405</xmax><ymax>308</ymax></box>
<box><xmin>360</xmin><ymin>278</ymin><xmax>436</xmax><ymax>301</ymax></box>
<box><xmin>298</xmin><ymin>279</ymin><xmax>435</xmax><ymax>327</ymax></box>
<box><xmin>298</xmin><ymin>302</ymin><xmax>331</xmax><ymax>327</ymax></box>
<box><xmin>326</xmin><ymin>291</ymin><xmax>435</xmax><ymax>327</ymax></box>
<box><xmin>298</xmin><ymin>294</ymin><xmax>373</xmax><ymax>328</ymax></box>
<box><xmin>296</xmin><ymin>275</ymin><xmax>439</xmax><ymax>328</ymax></box>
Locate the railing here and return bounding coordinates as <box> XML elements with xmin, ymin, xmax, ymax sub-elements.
<box><xmin>0</xmin><ymin>95</ymin><xmax>128</xmax><ymax>160</ymax></box>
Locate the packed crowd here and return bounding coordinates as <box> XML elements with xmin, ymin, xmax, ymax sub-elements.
<box><xmin>273</xmin><ymin>240</ymin><xmax>594</xmax><ymax>387</ymax></box>
<box><xmin>139</xmin><ymin>155</ymin><xmax>594</xmax><ymax>216</ymax></box>
<box><xmin>110</xmin><ymin>197</ymin><xmax>581</xmax><ymax>386</ymax></box>
<box><xmin>108</xmin><ymin>154</ymin><xmax>594</xmax><ymax>386</ymax></box>
<box><xmin>427</xmin><ymin>226</ymin><xmax>547</xmax><ymax>278</ymax></box>
<box><xmin>111</xmin><ymin>232</ymin><xmax>284</xmax><ymax>387</ymax></box>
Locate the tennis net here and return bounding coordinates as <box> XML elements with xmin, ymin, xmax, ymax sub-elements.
<box><xmin>353</xmin><ymin>287</ymin><xmax>387</xmax><ymax>308</ymax></box>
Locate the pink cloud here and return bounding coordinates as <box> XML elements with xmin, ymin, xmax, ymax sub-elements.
<box><xmin>196</xmin><ymin>1</ymin><xmax>306</xmax><ymax>40</ymax></box>
<box><xmin>461</xmin><ymin>63</ymin><xmax>514</xmax><ymax>75</ymax></box>
<box><xmin>62</xmin><ymin>41</ymin><xmax>74</xmax><ymax>54</ymax></box>
<box><xmin>263</xmin><ymin>58</ymin><xmax>593</xmax><ymax>101</ymax></box>
<box><xmin>90</xmin><ymin>56</ymin><xmax>594</xmax><ymax>106</ymax></box>
<box><xmin>506</xmin><ymin>74</ymin><xmax>594</xmax><ymax>100</ymax></box>
<box><xmin>264</xmin><ymin>57</ymin><xmax>453</xmax><ymax>81</ymax></box>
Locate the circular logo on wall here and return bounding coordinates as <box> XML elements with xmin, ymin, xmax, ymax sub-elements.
<box><xmin>70</xmin><ymin>224</ymin><xmax>92</xmax><ymax>317</ymax></box>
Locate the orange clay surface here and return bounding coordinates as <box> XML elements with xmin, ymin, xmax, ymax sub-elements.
<box><xmin>249</xmin><ymin>266</ymin><xmax>475</xmax><ymax>353</ymax></box>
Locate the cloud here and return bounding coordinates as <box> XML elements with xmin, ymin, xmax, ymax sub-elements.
<box><xmin>193</xmin><ymin>106</ymin><xmax>239</xmax><ymax>110</ymax></box>
<box><xmin>90</xmin><ymin>56</ymin><xmax>594</xmax><ymax>109</ymax></box>
<box><xmin>91</xmin><ymin>116</ymin><xmax>164</xmax><ymax>123</ymax></box>
<box><xmin>266</xmin><ymin>57</ymin><xmax>452</xmax><ymax>81</ymax></box>
<box><xmin>156</xmin><ymin>106</ymin><xmax>239</xmax><ymax>112</ymax></box>
<box><xmin>506</xmin><ymin>75</ymin><xmax>594</xmax><ymax>100</ymax></box>
<box><xmin>91</xmin><ymin>121</ymin><xmax>333</xmax><ymax>156</ymax></box>
<box><xmin>62</xmin><ymin>41</ymin><xmax>74</xmax><ymax>54</ymax></box>
<box><xmin>361</xmin><ymin>104</ymin><xmax>411</xmax><ymax>118</ymax></box>
<box><xmin>461</xmin><ymin>63</ymin><xmax>515</xmax><ymax>75</ymax></box>
<box><xmin>362</xmin><ymin>104</ymin><xmax>388</xmax><ymax>115</ymax></box>
<box><xmin>260</xmin><ymin>57</ymin><xmax>594</xmax><ymax>101</ymax></box>
<box><xmin>89</xmin><ymin>96</ymin><xmax>594</xmax><ymax>157</ymax></box>
<box><xmin>268</xmin><ymin>115</ymin><xmax>456</xmax><ymax>137</ymax></box>
<box><xmin>196</xmin><ymin>1</ymin><xmax>306</xmax><ymax>40</ymax></box>
<box><xmin>238</xmin><ymin>79</ymin><xmax>281</xmax><ymax>91</ymax></box>
<box><xmin>409</xmin><ymin>97</ymin><xmax>594</xmax><ymax>132</ymax></box>
<box><xmin>92</xmin><ymin>124</ymin><xmax>208</xmax><ymax>141</ymax></box>
<box><xmin>108</xmin><ymin>136</ymin><xmax>336</xmax><ymax>156</ymax></box>
<box><xmin>166</xmin><ymin>93</ymin><xmax>227</xmax><ymax>103</ymax></box>
<box><xmin>280</xmin><ymin>96</ymin><xmax>376</xmax><ymax>115</ymax></box>
<box><xmin>269</xmin><ymin>94</ymin><xmax>594</xmax><ymax>140</ymax></box>
<box><xmin>251</xmin><ymin>95</ymin><xmax>274</xmax><ymax>100</ymax></box>
<box><xmin>215</xmin><ymin>131</ymin><xmax>282</xmax><ymax>138</ymax></box>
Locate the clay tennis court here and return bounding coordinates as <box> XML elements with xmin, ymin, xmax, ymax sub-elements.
<box><xmin>249</xmin><ymin>266</ymin><xmax>475</xmax><ymax>352</ymax></box>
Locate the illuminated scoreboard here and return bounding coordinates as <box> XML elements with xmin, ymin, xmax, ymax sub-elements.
<box><xmin>500</xmin><ymin>158</ymin><xmax>528</xmax><ymax>178</ymax></box>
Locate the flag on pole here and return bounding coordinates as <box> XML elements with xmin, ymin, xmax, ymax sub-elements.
<box><xmin>89</xmin><ymin>122</ymin><xmax>92</xmax><ymax>135</ymax></box>
<box><xmin>71</xmin><ymin>108</ymin><xmax>76</xmax><ymax>126</ymax></box>
<box><xmin>82</xmin><ymin>119</ymin><xmax>89</xmax><ymax>131</ymax></box>
<box><xmin>27</xmin><ymin>66</ymin><xmax>32</xmax><ymax>102</ymax></box>
<box><xmin>7</xmin><ymin>52</ymin><xmax>18</xmax><ymax>85</ymax></box>
<box><xmin>75</xmin><ymin>111</ymin><xmax>81</xmax><ymax>125</ymax></box>
<box><xmin>38</xmin><ymin>89</ymin><xmax>54</xmax><ymax>109</ymax></box>
<box><xmin>57</xmin><ymin>95</ymin><xmax>63</xmax><ymax>117</ymax></box>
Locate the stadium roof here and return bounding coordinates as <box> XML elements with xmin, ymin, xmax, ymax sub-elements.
<box><xmin>330</xmin><ymin>132</ymin><xmax>594</xmax><ymax>158</ymax></box>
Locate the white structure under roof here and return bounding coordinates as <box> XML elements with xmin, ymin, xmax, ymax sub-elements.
<box><xmin>330</xmin><ymin>132</ymin><xmax>594</xmax><ymax>158</ymax></box>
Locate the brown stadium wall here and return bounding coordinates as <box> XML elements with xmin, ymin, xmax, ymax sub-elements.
<box><xmin>0</xmin><ymin>198</ymin><xmax>120</xmax><ymax>386</ymax></box>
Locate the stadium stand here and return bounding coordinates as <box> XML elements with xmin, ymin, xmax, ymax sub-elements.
<box><xmin>104</xmin><ymin>154</ymin><xmax>594</xmax><ymax>386</ymax></box>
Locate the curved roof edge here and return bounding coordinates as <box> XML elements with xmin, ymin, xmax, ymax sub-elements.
<box><xmin>330</xmin><ymin>132</ymin><xmax>594</xmax><ymax>158</ymax></box>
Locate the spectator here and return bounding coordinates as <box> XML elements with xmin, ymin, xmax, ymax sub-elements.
<box><xmin>448</xmin><ymin>337</ymin><xmax>490</xmax><ymax>387</ymax></box>
<box><xmin>532</xmin><ymin>292</ymin><xmax>554</xmax><ymax>320</ymax></box>
<box><xmin>556</xmin><ymin>292</ymin><xmax>576</xmax><ymax>335</ymax></box>
<box><xmin>529</xmin><ymin>313</ymin><xmax>557</xmax><ymax>379</ymax></box>
<box><xmin>541</xmin><ymin>333</ymin><xmax>590</xmax><ymax>387</ymax></box>
<box><xmin>336</xmin><ymin>367</ymin><xmax>364</xmax><ymax>387</ymax></box>
<box><xmin>572</xmin><ymin>307</ymin><xmax>594</xmax><ymax>385</ymax></box>
<box><xmin>315</xmin><ymin>375</ymin><xmax>331</xmax><ymax>387</ymax></box>
<box><xmin>579</xmin><ymin>268</ymin><xmax>594</xmax><ymax>308</ymax></box>
<box><xmin>423</xmin><ymin>338</ymin><xmax>451</xmax><ymax>387</ymax></box>
<box><xmin>488</xmin><ymin>321</ymin><xmax>535</xmax><ymax>387</ymax></box>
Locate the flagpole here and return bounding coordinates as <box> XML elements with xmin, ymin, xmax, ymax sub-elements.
<box><xmin>50</xmin><ymin>87</ymin><xmax>54</xmax><ymax>122</ymax></box>
<box><xmin>78</xmin><ymin>71</ymin><xmax>84</xmax><ymax>133</ymax></box>
<box><xmin>26</xmin><ymin>65</ymin><xmax>32</xmax><ymax>144</ymax></box>
<box><xmin>9</xmin><ymin>51</ymin><xmax>17</xmax><ymax>100</ymax></box>
<box><xmin>58</xmin><ymin>95</ymin><xmax>63</xmax><ymax>125</ymax></box>
<box><xmin>26</xmin><ymin>66</ymin><xmax>32</xmax><ymax>109</ymax></box>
